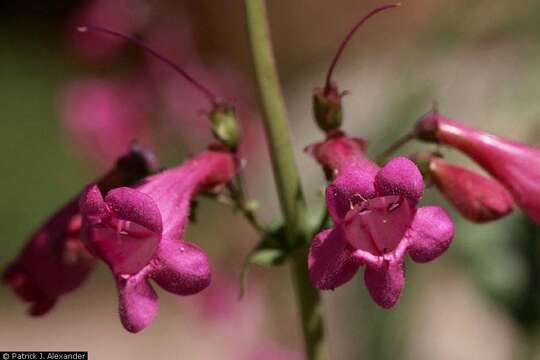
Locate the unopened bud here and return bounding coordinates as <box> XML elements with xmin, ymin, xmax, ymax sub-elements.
<box><xmin>313</xmin><ymin>84</ymin><xmax>343</xmax><ymax>132</ymax></box>
<box><xmin>429</xmin><ymin>157</ymin><xmax>514</xmax><ymax>223</ymax></box>
<box><xmin>209</xmin><ymin>105</ymin><xmax>240</xmax><ymax>150</ymax></box>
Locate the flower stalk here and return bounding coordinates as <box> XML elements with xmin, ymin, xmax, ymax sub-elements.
<box><xmin>244</xmin><ymin>0</ymin><xmax>326</xmax><ymax>358</ymax></box>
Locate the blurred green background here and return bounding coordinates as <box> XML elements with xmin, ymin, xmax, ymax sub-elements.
<box><xmin>2</xmin><ymin>1</ymin><xmax>540</xmax><ymax>359</ymax></box>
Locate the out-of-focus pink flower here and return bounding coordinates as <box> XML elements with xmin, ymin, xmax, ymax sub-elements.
<box><xmin>59</xmin><ymin>78</ymin><xmax>152</xmax><ymax>167</ymax></box>
<box><xmin>309</xmin><ymin>155</ymin><xmax>454</xmax><ymax>308</ymax></box>
<box><xmin>79</xmin><ymin>149</ymin><xmax>236</xmax><ymax>332</ymax></box>
<box><xmin>67</xmin><ymin>0</ymin><xmax>149</xmax><ymax>62</ymax></box>
<box><xmin>428</xmin><ymin>156</ymin><xmax>514</xmax><ymax>223</ymax></box>
<box><xmin>3</xmin><ymin>147</ymin><xmax>156</xmax><ymax>315</ymax></box>
<box><xmin>416</xmin><ymin>110</ymin><xmax>540</xmax><ymax>224</ymax></box>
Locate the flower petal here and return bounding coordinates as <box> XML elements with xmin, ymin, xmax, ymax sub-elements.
<box><xmin>407</xmin><ymin>206</ymin><xmax>454</xmax><ymax>263</ymax></box>
<box><xmin>375</xmin><ymin>157</ymin><xmax>424</xmax><ymax>204</ymax></box>
<box><xmin>326</xmin><ymin>159</ymin><xmax>378</xmax><ymax>222</ymax></box>
<box><xmin>364</xmin><ymin>258</ymin><xmax>405</xmax><ymax>309</ymax></box>
<box><xmin>117</xmin><ymin>272</ymin><xmax>159</xmax><ymax>333</ymax></box>
<box><xmin>79</xmin><ymin>184</ymin><xmax>109</xmax><ymax>219</ymax></box>
<box><xmin>308</xmin><ymin>227</ymin><xmax>359</xmax><ymax>290</ymax></box>
<box><xmin>105</xmin><ymin>187</ymin><xmax>162</xmax><ymax>234</ymax></box>
<box><xmin>150</xmin><ymin>240</ymin><xmax>211</xmax><ymax>295</ymax></box>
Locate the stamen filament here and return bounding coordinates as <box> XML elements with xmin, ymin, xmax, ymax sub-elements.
<box><xmin>324</xmin><ymin>3</ymin><xmax>401</xmax><ymax>95</ymax></box>
<box><xmin>376</xmin><ymin>131</ymin><xmax>415</xmax><ymax>165</ymax></box>
<box><xmin>78</xmin><ymin>25</ymin><xmax>219</xmax><ymax>107</ymax></box>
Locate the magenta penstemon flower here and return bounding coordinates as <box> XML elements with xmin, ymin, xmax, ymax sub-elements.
<box><xmin>308</xmin><ymin>155</ymin><xmax>454</xmax><ymax>308</ymax></box>
<box><xmin>416</xmin><ymin>109</ymin><xmax>540</xmax><ymax>224</ymax></box>
<box><xmin>79</xmin><ymin>149</ymin><xmax>236</xmax><ymax>332</ymax></box>
<box><xmin>3</xmin><ymin>146</ymin><xmax>156</xmax><ymax>315</ymax></box>
<box><xmin>304</xmin><ymin>3</ymin><xmax>454</xmax><ymax>308</ymax></box>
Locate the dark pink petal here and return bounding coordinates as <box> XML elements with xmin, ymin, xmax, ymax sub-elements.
<box><xmin>151</xmin><ymin>240</ymin><xmax>211</xmax><ymax>295</ymax></box>
<box><xmin>79</xmin><ymin>184</ymin><xmax>109</xmax><ymax>219</ymax></box>
<box><xmin>364</xmin><ymin>258</ymin><xmax>405</xmax><ymax>309</ymax></box>
<box><xmin>117</xmin><ymin>272</ymin><xmax>159</xmax><ymax>333</ymax></box>
<box><xmin>326</xmin><ymin>160</ymin><xmax>378</xmax><ymax>222</ymax></box>
<box><xmin>105</xmin><ymin>187</ymin><xmax>163</xmax><ymax>234</ymax></box>
<box><xmin>308</xmin><ymin>227</ymin><xmax>359</xmax><ymax>290</ymax></box>
<box><xmin>374</xmin><ymin>157</ymin><xmax>424</xmax><ymax>204</ymax></box>
<box><xmin>4</xmin><ymin>201</ymin><xmax>94</xmax><ymax>316</ymax></box>
<box><xmin>407</xmin><ymin>206</ymin><xmax>454</xmax><ymax>263</ymax></box>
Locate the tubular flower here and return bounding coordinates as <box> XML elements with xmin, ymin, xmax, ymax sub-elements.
<box><xmin>428</xmin><ymin>156</ymin><xmax>514</xmax><ymax>223</ymax></box>
<box><xmin>308</xmin><ymin>156</ymin><xmax>454</xmax><ymax>308</ymax></box>
<box><xmin>79</xmin><ymin>149</ymin><xmax>236</xmax><ymax>332</ymax></box>
<box><xmin>416</xmin><ymin>110</ymin><xmax>540</xmax><ymax>224</ymax></box>
<box><xmin>3</xmin><ymin>146</ymin><xmax>156</xmax><ymax>315</ymax></box>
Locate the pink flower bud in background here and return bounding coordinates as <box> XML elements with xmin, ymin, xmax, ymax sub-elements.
<box><xmin>309</xmin><ymin>156</ymin><xmax>454</xmax><ymax>308</ymax></box>
<box><xmin>416</xmin><ymin>110</ymin><xmax>540</xmax><ymax>224</ymax></box>
<box><xmin>428</xmin><ymin>156</ymin><xmax>514</xmax><ymax>223</ymax></box>
<box><xmin>79</xmin><ymin>149</ymin><xmax>236</xmax><ymax>332</ymax></box>
<box><xmin>3</xmin><ymin>147</ymin><xmax>156</xmax><ymax>316</ymax></box>
<box><xmin>66</xmin><ymin>0</ymin><xmax>149</xmax><ymax>62</ymax></box>
<box><xmin>59</xmin><ymin>78</ymin><xmax>152</xmax><ymax>168</ymax></box>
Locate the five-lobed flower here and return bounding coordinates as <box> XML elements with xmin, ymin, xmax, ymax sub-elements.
<box><xmin>79</xmin><ymin>148</ymin><xmax>236</xmax><ymax>332</ymax></box>
<box><xmin>308</xmin><ymin>152</ymin><xmax>454</xmax><ymax>308</ymax></box>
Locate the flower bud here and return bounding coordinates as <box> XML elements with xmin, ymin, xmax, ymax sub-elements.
<box><xmin>312</xmin><ymin>84</ymin><xmax>343</xmax><ymax>132</ymax></box>
<box><xmin>209</xmin><ymin>105</ymin><xmax>240</xmax><ymax>150</ymax></box>
<box><xmin>414</xmin><ymin>109</ymin><xmax>540</xmax><ymax>224</ymax></box>
<box><xmin>429</xmin><ymin>157</ymin><xmax>514</xmax><ymax>223</ymax></box>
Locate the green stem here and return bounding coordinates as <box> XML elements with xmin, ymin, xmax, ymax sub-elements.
<box><xmin>375</xmin><ymin>131</ymin><xmax>415</xmax><ymax>165</ymax></box>
<box><xmin>244</xmin><ymin>1</ymin><xmax>326</xmax><ymax>359</ymax></box>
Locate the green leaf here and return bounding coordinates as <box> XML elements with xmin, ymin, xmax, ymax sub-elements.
<box><xmin>249</xmin><ymin>248</ymin><xmax>287</xmax><ymax>266</ymax></box>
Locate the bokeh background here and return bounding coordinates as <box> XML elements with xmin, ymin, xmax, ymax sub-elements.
<box><xmin>1</xmin><ymin>1</ymin><xmax>540</xmax><ymax>359</ymax></box>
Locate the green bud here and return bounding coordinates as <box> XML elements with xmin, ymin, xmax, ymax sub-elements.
<box><xmin>312</xmin><ymin>85</ymin><xmax>343</xmax><ymax>132</ymax></box>
<box><xmin>209</xmin><ymin>105</ymin><xmax>240</xmax><ymax>150</ymax></box>
<box><xmin>408</xmin><ymin>151</ymin><xmax>439</xmax><ymax>182</ymax></box>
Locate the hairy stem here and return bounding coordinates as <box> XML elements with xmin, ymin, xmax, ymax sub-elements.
<box><xmin>244</xmin><ymin>0</ymin><xmax>326</xmax><ymax>359</ymax></box>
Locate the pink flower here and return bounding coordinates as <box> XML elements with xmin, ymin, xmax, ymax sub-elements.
<box><xmin>59</xmin><ymin>78</ymin><xmax>152</xmax><ymax>167</ymax></box>
<box><xmin>79</xmin><ymin>149</ymin><xmax>236</xmax><ymax>332</ymax></box>
<box><xmin>308</xmin><ymin>155</ymin><xmax>454</xmax><ymax>308</ymax></box>
<box><xmin>66</xmin><ymin>0</ymin><xmax>149</xmax><ymax>62</ymax></box>
<box><xmin>3</xmin><ymin>147</ymin><xmax>155</xmax><ymax>315</ymax></box>
<box><xmin>428</xmin><ymin>156</ymin><xmax>514</xmax><ymax>223</ymax></box>
<box><xmin>416</xmin><ymin>110</ymin><xmax>540</xmax><ymax>224</ymax></box>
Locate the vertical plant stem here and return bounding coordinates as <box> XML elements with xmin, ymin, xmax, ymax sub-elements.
<box><xmin>244</xmin><ymin>0</ymin><xmax>326</xmax><ymax>359</ymax></box>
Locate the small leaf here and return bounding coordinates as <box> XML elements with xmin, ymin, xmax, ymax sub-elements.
<box><xmin>249</xmin><ymin>248</ymin><xmax>287</xmax><ymax>266</ymax></box>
